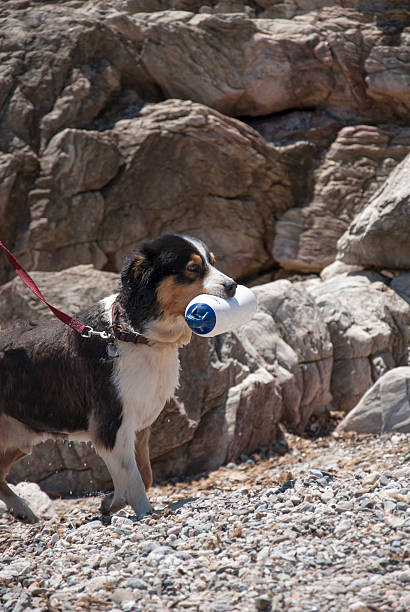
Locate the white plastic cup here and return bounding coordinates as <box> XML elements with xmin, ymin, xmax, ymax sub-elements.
<box><xmin>185</xmin><ymin>284</ymin><xmax>257</xmax><ymax>337</ymax></box>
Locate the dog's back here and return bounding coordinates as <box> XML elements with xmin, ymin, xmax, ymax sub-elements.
<box><xmin>0</xmin><ymin>317</ymin><xmax>121</xmax><ymax>440</ymax></box>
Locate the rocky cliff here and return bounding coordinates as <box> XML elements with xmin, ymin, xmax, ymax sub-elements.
<box><xmin>1</xmin><ymin>0</ymin><xmax>409</xmax><ymax>494</ymax></box>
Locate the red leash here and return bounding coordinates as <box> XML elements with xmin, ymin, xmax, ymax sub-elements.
<box><xmin>0</xmin><ymin>241</ymin><xmax>88</xmax><ymax>335</ymax></box>
<box><xmin>0</xmin><ymin>241</ymin><xmax>146</xmax><ymax>352</ymax></box>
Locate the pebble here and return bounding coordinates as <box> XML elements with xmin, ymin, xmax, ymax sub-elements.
<box><xmin>111</xmin><ymin>587</ymin><xmax>135</xmax><ymax>603</ymax></box>
<box><xmin>0</xmin><ymin>433</ymin><xmax>409</xmax><ymax>611</ymax></box>
<box><xmin>255</xmin><ymin>594</ymin><xmax>271</xmax><ymax>610</ymax></box>
<box><xmin>334</xmin><ymin>519</ymin><xmax>351</xmax><ymax>537</ymax></box>
<box><xmin>321</xmin><ymin>488</ymin><xmax>334</xmax><ymax>502</ymax></box>
<box><xmin>336</xmin><ymin>501</ymin><xmax>354</xmax><ymax>512</ymax></box>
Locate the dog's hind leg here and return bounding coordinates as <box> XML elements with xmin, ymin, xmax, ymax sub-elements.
<box><xmin>0</xmin><ymin>449</ymin><xmax>39</xmax><ymax>523</ymax></box>
<box><xmin>96</xmin><ymin>442</ymin><xmax>153</xmax><ymax>518</ymax></box>
<box><xmin>134</xmin><ymin>428</ymin><xmax>152</xmax><ymax>491</ymax></box>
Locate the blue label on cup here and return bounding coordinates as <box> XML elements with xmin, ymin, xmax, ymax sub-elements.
<box><xmin>185</xmin><ymin>303</ymin><xmax>217</xmax><ymax>334</ymax></box>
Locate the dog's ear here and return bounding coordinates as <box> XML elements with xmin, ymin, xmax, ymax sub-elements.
<box><xmin>121</xmin><ymin>250</ymin><xmax>150</xmax><ymax>287</ymax></box>
<box><xmin>120</xmin><ymin>246</ymin><xmax>160</xmax><ymax>320</ymax></box>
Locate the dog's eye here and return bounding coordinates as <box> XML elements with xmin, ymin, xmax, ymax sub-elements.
<box><xmin>186</xmin><ymin>264</ymin><xmax>202</xmax><ymax>274</ymax></box>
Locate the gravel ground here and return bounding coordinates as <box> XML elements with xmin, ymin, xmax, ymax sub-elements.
<box><xmin>1</xmin><ymin>431</ymin><xmax>410</xmax><ymax>612</ymax></box>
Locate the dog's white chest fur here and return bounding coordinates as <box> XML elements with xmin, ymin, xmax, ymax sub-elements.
<box><xmin>112</xmin><ymin>341</ymin><xmax>179</xmax><ymax>432</ymax></box>
<box><xmin>100</xmin><ymin>295</ymin><xmax>180</xmax><ymax>431</ymax></box>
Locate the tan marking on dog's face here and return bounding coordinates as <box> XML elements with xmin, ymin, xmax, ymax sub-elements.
<box><xmin>209</xmin><ymin>252</ymin><xmax>216</xmax><ymax>265</ymax></box>
<box><xmin>188</xmin><ymin>253</ymin><xmax>202</xmax><ymax>267</ymax></box>
<box><xmin>185</xmin><ymin>253</ymin><xmax>204</xmax><ymax>279</ymax></box>
<box><xmin>157</xmin><ymin>275</ymin><xmax>208</xmax><ymax>318</ymax></box>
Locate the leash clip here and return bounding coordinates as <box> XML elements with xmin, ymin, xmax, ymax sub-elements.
<box><xmin>80</xmin><ymin>326</ymin><xmax>115</xmax><ymax>341</ymax></box>
<box><xmin>81</xmin><ymin>326</ymin><xmax>119</xmax><ymax>360</ymax></box>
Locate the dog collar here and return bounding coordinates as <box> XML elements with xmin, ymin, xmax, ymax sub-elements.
<box><xmin>111</xmin><ymin>326</ymin><xmax>150</xmax><ymax>345</ymax></box>
<box><xmin>111</xmin><ymin>304</ymin><xmax>150</xmax><ymax>346</ymax></box>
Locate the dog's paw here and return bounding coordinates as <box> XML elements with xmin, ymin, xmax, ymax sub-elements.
<box><xmin>100</xmin><ymin>492</ymin><xmax>153</xmax><ymax>519</ymax></box>
<box><xmin>10</xmin><ymin>501</ymin><xmax>39</xmax><ymax>524</ymax></box>
<box><xmin>131</xmin><ymin>499</ymin><xmax>154</xmax><ymax>518</ymax></box>
<box><xmin>100</xmin><ymin>492</ymin><xmax>128</xmax><ymax>515</ymax></box>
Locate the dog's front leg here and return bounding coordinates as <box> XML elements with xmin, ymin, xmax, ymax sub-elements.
<box><xmin>96</xmin><ymin>443</ymin><xmax>153</xmax><ymax>518</ymax></box>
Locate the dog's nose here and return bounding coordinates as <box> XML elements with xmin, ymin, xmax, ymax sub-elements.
<box><xmin>224</xmin><ymin>280</ymin><xmax>237</xmax><ymax>298</ymax></box>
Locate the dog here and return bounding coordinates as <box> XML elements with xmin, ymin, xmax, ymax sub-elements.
<box><xmin>0</xmin><ymin>234</ymin><xmax>237</xmax><ymax>522</ymax></box>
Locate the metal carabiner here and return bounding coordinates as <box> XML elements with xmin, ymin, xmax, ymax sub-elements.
<box><xmin>80</xmin><ymin>327</ymin><xmax>115</xmax><ymax>341</ymax></box>
<box><xmin>80</xmin><ymin>326</ymin><xmax>93</xmax><ymax>338</ymax></box>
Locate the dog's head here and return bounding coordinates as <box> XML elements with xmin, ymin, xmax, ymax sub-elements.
<box><xmin>119</xmin><ymin>234</ymin><xmax>237</xmax><ymax>344</ymax></box>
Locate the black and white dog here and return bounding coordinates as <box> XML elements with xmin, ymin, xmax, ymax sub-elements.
<box><xmin>0</xmin><ymin>234</ymin><xmax>237</xmax><ymax>522</ymax></box>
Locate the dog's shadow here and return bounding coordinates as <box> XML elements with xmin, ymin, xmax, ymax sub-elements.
<box><xmin>127</xmin><ymin>495</ymin><xmax>199</xmax><ymax>521</ymax></box>
<box><xmin>164</xmin><ymin>496</ymin><xmax>198</xmax><ymax>511</ymax></box>
<box><xmin>92</xmin><ymin>496</ymin><xmax>199</xmax><ymax>525</ymax></box>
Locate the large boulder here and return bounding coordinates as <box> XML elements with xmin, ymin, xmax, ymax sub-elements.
<box><xmin>7</xmin><ymin>273</ymin><xmax>333</xmax><ymax>493</ymax></box>
<box><xmin>153</xmin><ymin>279</ymin><xmax>333</xmax><ymax>481</ymax></box>
<box><xmin>125</xmin><ymin>11</ymin><xmax>334</xmax><ymax>117</ymax></box>
<box><xmin>22</xmin><ymin>100</ymin><xmax>294</xmax><ymax>280</ymax></box>
<box><xmin>337</xmin><ymin>153</ymin><xmax>410</xmax><ymax>270</ymax></box>
<box><xmin>0</xmin><ymin>151</ymin><xmax>38</xmax><ymax>283</ymax></box>
<box><xmin>248</xmin><ymin>280</ymin><xmax>333</xmax><ymax>431</ymax></box>
<box><xmin>273</xmin><ymin>125</ymin><xmax>410</xmax><ymax>272</ymax></box>
<box><xmin>0</xmin><ymin>265</ymin><xmax>119</xmax><ymax>327</ymax></box>
<box><xmin>0</xmin><ymin>3</ymin><xmax>155</xmax><ymax>154</ymax></box>
<box><xmin>336</xmin><ymin>367</ymin><xmax>410</xmax><ymax>434</ymax></box>
<box><xmin>306</xmin><ymin>273</ymin><xmax>410</xmax><ymax>413</ymax></box>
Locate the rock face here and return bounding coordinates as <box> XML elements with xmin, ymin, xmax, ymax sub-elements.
<box><xmin>14</xmin><ymin>100</ymin><xmax>294</xmax><ymax>281</ymax></box>
<box><xmin>336</xmin><ymin>367</ymin><xmax>410</xmax><ymax>434</ymax></box>
<box><xmin>104</xmin><ymin>5</ymin><xmax>410</xmax><ymax>121</ymax></box>
<box><xmin>273</xmin><ymin>125</ymin><xmax>410</xmax><ymax>272</ymax></box>
<box><xmin>153</xmin><ymin>279</ymin><xmax>333</xmax><ymax>481</ymax></box>
<box><xmin>0</xmin><ymin>265</ymin><xmax>119</xmax><ymax>327</ymax></box>
<box><xmin>307</xmin><ymin>274</ymin><xmax>410</xmax><ymax>413</ymax></box>
<box><xmin>337</xmin><ymin>153</ymin><xmax>410</xmax><ymax>270</ymax></box>
<box><xmin>1</xmin><ymin>2</ymin><xmax>410</xmax><ymax>282</ymax></box>
<box><xmin>8</xmin><ymin>440</ymin><xmax>113</xmax><ymax>498</ymax></box>
<box><xmin>91</xmin><ymin>0</ymin><xmax>410</xmax><ymax>22</ymax></box>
